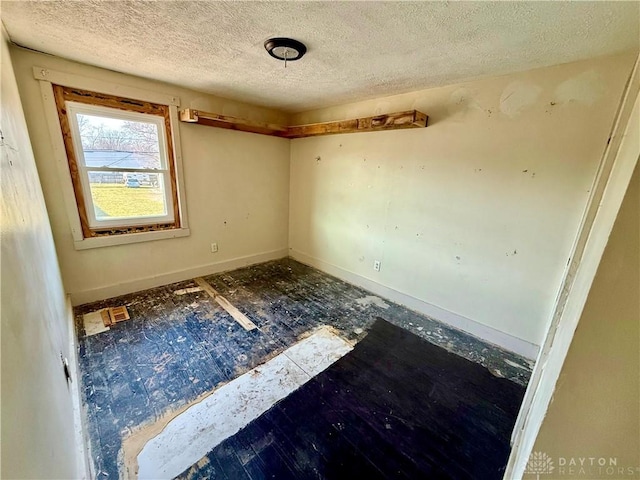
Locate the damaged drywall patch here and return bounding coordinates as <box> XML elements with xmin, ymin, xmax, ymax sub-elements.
<box><xmin>499</xmin><ymin>81</ymin><xmax>542</xmax><ymax>117</ymax></box>
<box><xmin>448</xmin><ymin>87</ymin><xmax>484</xmax><ymax>119</ymax></box>
<box><xmin>555</xmin><ymin>70</ymin><xmax>604</xmax><ymax>106</ymax></box>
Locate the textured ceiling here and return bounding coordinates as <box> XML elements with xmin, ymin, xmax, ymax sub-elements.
<box><xmin>2</xmin><ymin>1</ymin><xmax>639</xmax><ymax>112</ymax></box>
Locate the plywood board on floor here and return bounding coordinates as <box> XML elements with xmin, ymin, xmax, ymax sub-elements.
<box><xmin>82</xmin><ymin>310</ymin><xmax>109</xmax><ymax>336</ymax></box>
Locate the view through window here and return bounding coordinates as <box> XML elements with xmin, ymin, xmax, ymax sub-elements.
<box><xmin>73</xmin><ymin>109</ymin><xmax>170</xmax><ymax>224</ymax></box>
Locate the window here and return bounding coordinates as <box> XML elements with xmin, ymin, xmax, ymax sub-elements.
<box><xmin>53</xmin><ymin>85</ymin><xmax>181</xmax><ymax>238</ymax></box>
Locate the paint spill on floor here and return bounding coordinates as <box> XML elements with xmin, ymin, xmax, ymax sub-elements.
<box><xmin>355</xmin><ymin>295</ymin><xmax>390</xmax><ymax>309</ymax></box>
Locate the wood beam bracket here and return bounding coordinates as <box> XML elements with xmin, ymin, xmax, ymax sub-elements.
<box><xmin>178</xmin><ymin>108</ymin><xmax>428</xmax><ymax>138</ymax></box>
<box><xmin>179</xmin><ymin>108</ymin><xmax>199</xmax><ymax>123</ymax></box>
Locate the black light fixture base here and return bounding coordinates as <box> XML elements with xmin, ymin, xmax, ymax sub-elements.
<box><xmin>264</xmin><ymin>38</ymin><xmax>307</xmax><ymax>62</ymax></box>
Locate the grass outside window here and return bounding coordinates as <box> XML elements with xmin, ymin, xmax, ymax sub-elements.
<box><xmin>89</xmin><ymin>183</ymin><xmax>165</xmax><ymax>219</ymax></box>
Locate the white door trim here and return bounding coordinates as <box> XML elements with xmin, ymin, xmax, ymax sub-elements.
<box><xmin>505</xmin><ymin>55</ymin><xmax>640</xmax><ymax>480</ymax></box>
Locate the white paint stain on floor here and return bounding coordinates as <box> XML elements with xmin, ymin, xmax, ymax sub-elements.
<box><xmin>136</xmin><ymin>326</ymin><xmax>353</xmax><ymax>480</ymax></box>
<box><xmin>356</xmin><ymin>295</ymin><xmax>390</xmax><ymax>309</ymax></box>
<box><xmin>504</xmin><ymin>358</ymin><xmax>529</xmax><ymax>370</ymax></box>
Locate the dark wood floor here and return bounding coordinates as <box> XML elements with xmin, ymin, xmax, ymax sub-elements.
<box><xmin>177</xmin><ymin>319</ymin><xmax>525</xmax><ymax>480</ymax></box>
<box><xmin>74</xmin><ymin>259</ymin><xmax>531</xmax><ymax>478</ymax></box>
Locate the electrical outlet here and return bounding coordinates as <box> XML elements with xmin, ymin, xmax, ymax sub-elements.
<box><xmin>373</xmin><ymin>260</ymin><xmax>381</xmax><ymax>272</ymax></box>
<box><xmin>210</xmin><ymin>242</ymin><xmax>218</xmax><ymax>253</ymax></box>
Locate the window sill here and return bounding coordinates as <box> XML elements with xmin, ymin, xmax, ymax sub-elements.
<box><xmin>73</xmin><ymin>227</ymin><xmax>190</xmax><ymax>250</ymax></box>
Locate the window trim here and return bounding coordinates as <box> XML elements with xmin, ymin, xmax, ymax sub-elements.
<box><xmin>36</xmin><ymin>67</ymin><xmax>189</xmax><ymax>249</ymax></box>
<box><xmin>53</xmin><ymin>84</ymin><xmax>182</xmax><ymax>237</ymax></box>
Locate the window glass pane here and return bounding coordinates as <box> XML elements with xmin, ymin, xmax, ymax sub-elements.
<box><xmin>76</xmin><ymin>113</ymin><xmax>162</xmax><ymax>170</ymax></box>
<box><xmin>88</xmin><ymin>171</ymin><xmax>169</xmax><ymax>221</ymax></box>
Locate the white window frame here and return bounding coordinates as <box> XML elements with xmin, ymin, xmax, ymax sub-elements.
<box><xmin>66</xmin><ymin>102</ymin><xmax>175</xmax><ymax>229</ymax></box>
<box><xmin>35</xmin><ymin>67</ymin><xmax>190</xmax><ymax>250</ymax></box>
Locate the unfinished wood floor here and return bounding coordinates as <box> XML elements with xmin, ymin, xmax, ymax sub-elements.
<box><xmin>177</xmin><ymin>319</ymin><xmax>525</xmax><ymax>479</ymax></box>
<box><xmin>74</xmin><ymin>258</ymin><xmax>531</xmax><ymax>479</ymax></box>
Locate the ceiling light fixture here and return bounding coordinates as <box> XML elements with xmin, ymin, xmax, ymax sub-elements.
<box><xmin>264</xmin><ymin>37</ymin><xmax>307</xmax><ymax>67</ymax></box>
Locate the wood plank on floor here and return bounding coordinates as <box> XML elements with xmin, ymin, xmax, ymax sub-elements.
<box><xmin>194</xmin><ymin>277</ymin><xmax>257</xmax><ymax>330</ymax></box>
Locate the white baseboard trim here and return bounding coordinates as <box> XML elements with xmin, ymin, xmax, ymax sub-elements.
<box><xmin>70</xmin><ymin>248</ymin><xmax>289</xmax><ymax>306</ymax></box>
<box><xmin>66</xmin><ymin>295</ymin><xmax>92</xmax><ymax>480</ymax></box>
<box><xmin>290</xmin><ymin>249</ymin><xmax>539</xmax><ymax>360</ymax></box>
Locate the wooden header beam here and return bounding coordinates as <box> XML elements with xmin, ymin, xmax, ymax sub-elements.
<box><xmin>284</xmin><ymin>110</ymin><xmax>428</xmax><ymax>139</ymax></box>
<box><xmin>179</xmin><ymin>108</ymin><xmax>428</xmax><ymax>138</ymax></box>
<box><xmin>179</xmin><ymin>109</ymin><xmax>289</xmax><ymax>137</ymax></box>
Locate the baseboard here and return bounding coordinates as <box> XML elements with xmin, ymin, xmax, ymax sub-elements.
<box><xmin>70</xmin><ymin>248</ymin><xmax>289</xmax><ymax>306</ymax></box>
<box><xmin>66</xmin><ymin>295</ymin><xmax>92</xmax><ymax>480</ymax></box>
<box><xmin>290</xmin><ymin>249</ymin><xmax>539</xmax><ymax>360</ymax></box>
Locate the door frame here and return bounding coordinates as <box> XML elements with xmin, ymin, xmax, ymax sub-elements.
<box><xmin>505</xmin><ymin>55</ymin><xmax>640</xmax><ymax>479</ymax></box>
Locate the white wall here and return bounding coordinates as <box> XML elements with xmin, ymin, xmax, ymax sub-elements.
<box><xmin>10</xmin><ymin>47</ymin><xmax>291</xmax><ymax>305</ymax></box>
<box><xmin>289</xmin><ymin>52</ymin><xmax>636</xmax><ymax>352</ymax></box>
<box><xmin>1</xmin><ymin>30</ymin><xmax>79</xmax><ymax>479</ymax></box>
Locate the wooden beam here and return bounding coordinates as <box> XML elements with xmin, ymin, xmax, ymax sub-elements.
<box><xmin>179</xmin><ymin>108</ymin><xmax>428</xmax><ymax>139</ymax></box>
<box><xmin>194</xmin><ymin>277</ymin><xmax>257</xmax><ymax>331</ymax></box>
<box><xmin>179</xmin><ymin>108</ymin><xmax>289</xmax><ymax>137</ymax></box>
<box><xmin>283</xmin><ymin>110</ymin><xmax>428</xmax><ymax>139</ymax></box>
